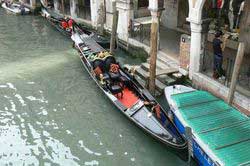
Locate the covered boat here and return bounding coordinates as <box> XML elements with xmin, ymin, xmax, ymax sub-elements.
<box><xmin>71</xmin><ymin>27</ymin><xmax>187</xmax><ymax>149</ymax></box>
<box><xmin>40</xmin><ymin>8</ymin><xmax>110</xmax><ymax>49</ymax></box>
<box><xmin>165</xmin><ymin>85</ymin><xmax>250</xmax><ymax>166</ymax></box>
<box><xmin>1</xmin><ymin>2</ymin><xmax>30</xmax><ymax>15</ymax></box>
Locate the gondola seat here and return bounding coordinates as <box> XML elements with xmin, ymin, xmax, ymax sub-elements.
<box><xmin>104</xmin><ymin>56</ymin><xmax>116</xmax><ymax>71</ymax></box>
<box><xmin>119</xmin><ymin>76</ymin><xmax>130</xmax><ymax>88</ymax></box>
<box><xmin>109</xmin><ymin>63</ymin><xmax>121</xmax><ymax>81</ymax></box>
<box><xmin>109</xmin><ymin>84</ymin><xmax>123</xmax><ymax>98</ymax></box>
<box><xmin>109</xmin><ymin>72</ymin><xmax>120</xmax><ymax>81</ymax></box>
<box><xmin>102</xmin><ymin>73</ymin><xmax>110</xmax><ymax>81</ymax></box>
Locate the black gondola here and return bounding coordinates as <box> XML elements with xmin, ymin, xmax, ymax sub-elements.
<box><xmin>71</xmin><ymin>26</ymin><xmax>187</xmax><ymax>149</ymax></box>
<box><xmin>41</xmin><ymin>8</ymin><xmax>110</xmax><ymax>49</ymax></box>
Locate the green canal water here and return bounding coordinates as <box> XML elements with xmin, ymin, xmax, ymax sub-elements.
<box><xmin>0</xmin><ymin>9</ymin><xmax>190</xmax><ymax>165</ymax></box>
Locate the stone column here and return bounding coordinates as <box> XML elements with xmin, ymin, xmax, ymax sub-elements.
<box><xmin>90</xmin><ymin>0</ymin><xmax>102</xmax><ymax>27</ymax></box>
<box><xmin>189</xmin><ymin>22</ymin><xmax>202</xmax><ymax>79</ymax></box>
<box><xmin>54</xmin><ymin>0</ymin><xmax>60</xmax><ymax>13</ymax></box>
<box><xmin>70</xmin><ymin>0</ymin><xmax>78</xmax><ymax>19</ymax></box>
<box><xmin>187</xmin><ymin>0</ymin><xmax>207</xmax><ymax>80</ymax></box>
<box><xmin>116</xmin><ymin>1</ymin><xmax>133</xmax><ymax>42</ymax></box>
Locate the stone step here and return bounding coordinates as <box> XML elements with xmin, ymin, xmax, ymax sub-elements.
<box><xmin>141</xmin><ymin>62</ymin><xmax>163</xmax><ymax>72</ymax></box>
<box><xmin>135</xmin><ymin>67</ymin><xmax>167</xmax><ymax>93</ymax></box>
<box><xmin>140</xmin><ymin>62</ymin><xmax>179</xmax><ymax>77</ymax></box>
<box><xmin>135</xmin><ymin>66</ymin><xmax>178</xmax><ymax>83</ymax></box>
<box><xmin>157</xmin><ymin>54</ymin><xmax>179</xmax><ymax>68</ymax></box>
<box><xmin>147</xmin><ymin>57</ymin><xmax>178</xmax><ymax>70</ymax></box>
<box><xmin>134</xmin><ymin>75</ymin><xmax>162</xmax><ymax>96</ymax></box>
<box><xmin>123</xmin><ymin>64</ymin><xmax>140</xmax><ymax>71</ymax></box>
<box><xmin>158</xmin><ymin>75</ymin><xmax>176</xmax><ymax>85</ymax></box>
<box><xmin>135</xmin><ymin>75</ymin><xmax>166</xmax><ymax>96</ymax></box>
<box><xmin>135</xmin><ymin>67</ymin><xmax>149</xmax><ymax>80</ymax></box>
<box><xmin>118</xmin><ymin>39</ymin><xmax>129</xmax><ymax>50</ymax></box>
<box><xmin>146</xmin><ymin>59</ymin><xmax>171</xmax><ymax>70</ymax></box>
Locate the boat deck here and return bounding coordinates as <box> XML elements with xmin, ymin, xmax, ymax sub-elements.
<box><xmin>118</xmin><ymin>88</ymin><xmax>139</xmax><ymax>109</ymax></box>
<box><xmin>171</xmin><ymin>91</ymin><xmax>250</xmax><ymax>166</ymax></box>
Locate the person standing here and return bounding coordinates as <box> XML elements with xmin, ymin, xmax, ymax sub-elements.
<box><xmin>213</xmin><ymin>31</ymin><xmax>227</xmax><ymax>79</ymax></box>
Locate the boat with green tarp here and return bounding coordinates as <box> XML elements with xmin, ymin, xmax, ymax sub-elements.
<box><xmin>165</xmin><ymin>85</ymin><xmax>250</xmax><ymax>166</ymax></box>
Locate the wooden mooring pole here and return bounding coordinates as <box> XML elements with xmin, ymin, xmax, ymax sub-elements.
<box><xmin>227</xmin><ymin>1</ymin><xmax>249</xmax><ymax>105</ymax></box>
<box><xmin>148</xmin><ymin>0</ymin><xmax>160</xmax><ymax>95</ymax></box>
<box><xmin>61</xmin><ymin>0</ymin><xmax>65</xmax><ymax>14</ymax></box>
<box><xmin>110</xmin><ymin>1</ymin><xmax>119</xmax><ymax>54</ymax></box>
<box><xmin>227</xmin><ymin>42</ymin><xmax>245</xmax><ymax>104</ymax></box>
<box><xmin>148</xmin><ymin>21</ymin><xmax>158</xmax><ymax>95</ymax></box>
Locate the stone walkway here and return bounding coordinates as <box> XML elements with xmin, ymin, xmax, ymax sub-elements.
<box><xmin>128</xmin><ymin>38</ymin><xmax>185</xmax><ymax>95</ymax></box>
<box><xmin>131</xmin><ymin>25</ymin><xmax>183</xmax><ymax>61</ymax></box>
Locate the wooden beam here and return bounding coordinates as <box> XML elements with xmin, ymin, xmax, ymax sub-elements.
<box><xmin>227</xmin><ymin>43</ymin><xmax>245</xmax><ymax>104</ymax></box>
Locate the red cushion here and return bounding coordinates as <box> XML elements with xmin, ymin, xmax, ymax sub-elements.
<box><xmin>94</xmin><ymin>66</ymin><xmax>102</xmax><ymax>76</ymax></box>
<box><xmin>61</xmin><ymin>21</ymin><xmax>68</xmax><ymax>29</ymax></box>
<box><xmin>110</xmin><ymin>64</ymin><xmax>119</xmax><ymax>73</ymax></box>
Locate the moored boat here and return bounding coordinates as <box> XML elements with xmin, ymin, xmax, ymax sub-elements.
<box><xmin>41</xmin><ymin>7</ymin><xmax>110</xmax><ymax>49</ymax></box>
<box><xmin>1</xmin><ymin>2</ymin><xmax>30</xmax><ymax>15</ymax></box>
<box><xmin>165</xmin><ymin>85</ymin><xmax>250</xmax><ymax>166</ymax></box>
<box><xmin>71</xmin><ymin>27</ymin><xmax>187</xmax><ymax>149</ymax></box>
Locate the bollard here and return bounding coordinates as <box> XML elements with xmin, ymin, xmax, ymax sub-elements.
<box><xmin>185</xmin><ymin>126</ymin><xmax>192</xmax><ymax>165</ymax></box>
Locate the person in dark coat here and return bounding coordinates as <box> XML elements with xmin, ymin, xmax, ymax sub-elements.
<box><xmin>213</xmin><ymin>31</ymin><xmax>227</xmax><ymax>79</ymax></box>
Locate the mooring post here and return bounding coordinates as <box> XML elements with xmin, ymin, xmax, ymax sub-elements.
<box><xmin>61</xmin><ymin>0</ymin><xmax>65</xmax><ymax>15</ymax></box>
<box><xmin>110</xmin><ymin>0</ymin><xmax>119</xmax><ymax>54</ymax></box>
<box><xmin>148</xmin><ymin>0</ymin><xmax>160</xmax><ymax>95</ymax></box>
<box><xmin>227</xmin><ymin>42</ymin><xmax>245</xmax><ymax>104</ymax></box>
<box><xmin>185</xmin><ymin>127</ymin><xmax>192</xmax><ymax>165</ymax></box>
<box><xmin>227</xmin><ymin>1</ymin><xmax>249</xmax><ymax>105</ymax></box>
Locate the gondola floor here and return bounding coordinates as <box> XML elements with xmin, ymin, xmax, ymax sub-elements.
<box><xmin>118</xmin><ymin>88</ymin><xmax>139</xmax><ymax>108</ymax></box>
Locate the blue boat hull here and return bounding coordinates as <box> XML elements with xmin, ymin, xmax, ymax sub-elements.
<box><xmin>171</xmin><ymin>111</ymin><xmax>217</xmax><ymax>166</ymax></box>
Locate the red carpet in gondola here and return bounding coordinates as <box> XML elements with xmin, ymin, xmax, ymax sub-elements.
<box><xmin>118</xmin><ymin>88</ymin><xmax>139</xmax><ymax>108</ymax></box>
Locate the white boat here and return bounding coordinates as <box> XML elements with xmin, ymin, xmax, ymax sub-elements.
<box><xmin>1</xmin><ymin>2</ymin><xmax>30</xmax><ymax>15</ymax></box>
